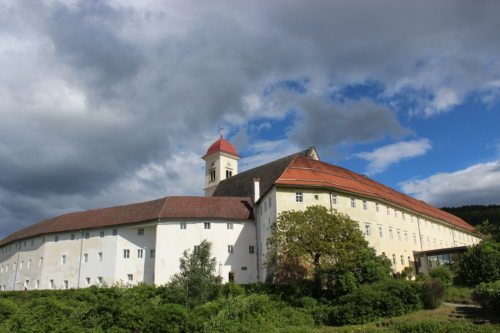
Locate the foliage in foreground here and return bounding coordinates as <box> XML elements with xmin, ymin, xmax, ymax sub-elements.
<box><xmin>457</xmin><ymin>240</ymin><xmax>500</xmax><ymax>286</ymax></box>
<box><xmin>472</xmin><ymin>280</ymin><xmax>500</xmax><ymax>313</ymax></box>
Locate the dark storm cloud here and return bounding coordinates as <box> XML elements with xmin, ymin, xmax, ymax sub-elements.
<box><xmin>289</xmin><ymin>98</ymin><xmax>408</xmax><ymax>148</ymax></box>
<box><xmin>0</xmin><ymin>0</ymin><xmax>499</xmax><ymax>238</ymax></box>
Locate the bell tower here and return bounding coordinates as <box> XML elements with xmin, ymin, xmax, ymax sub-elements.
<box><xmin>202</xmin><ymin>135</ymin><xmax>240</xmax><ymax>196</ymax></box>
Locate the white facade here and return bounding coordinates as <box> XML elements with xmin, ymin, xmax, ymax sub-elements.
<box><xmin>0</xmin><ymin>143</ymin><xmax>481</xmax><ymax>291</ymax></box>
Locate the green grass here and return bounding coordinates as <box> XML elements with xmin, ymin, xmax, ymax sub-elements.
<box><xmin>444</xmin><ymin>286</ymin><xmax>474</xmax><ymax>304</ymax></box>
<box><xmin>279</xmin><ymin>305</ymin><xmax>500</xmax><ymax>333</ymax></box>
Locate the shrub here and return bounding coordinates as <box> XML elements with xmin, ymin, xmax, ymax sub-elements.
<box><xmin>0</xmin><ymin>298</ymin><xmax>19</xmax><ymax>323</ymax></box>
<box><xmin>457</xmin><ymin>241</ymin><xmax>500</xmax><ymax>286</ymax></box>
<box><xmin>394</xmin><ymin>320</ymin><xmax>500</xmax><ymax>333</ymax></box>
<box><xmin>3</xmin><ymin>297</ymin><xmax>88</xmax><ymax>333</ymax></box>
<box><xmin>191</xmin><ymin>294</ymin><xmax>314</xmax><ymax>332</ymax></box>
<box><xmin>420</xmin><ymin>279</ymin><xmax>445</xmax><ymax>309</ymax></box>
<box><xmin>430</xmin><ymin>265</ymin><xmax>454</xmax><ymax>288</ymax></box>
<box><xmin>328</xmin><ymin>280</ymin><xmax>422</xmax><ymax>325</ymax></box>
<box><xmin>472</xmin><ymin>280</ymin><xmax>500</xmax><ymax>312</ymax></box>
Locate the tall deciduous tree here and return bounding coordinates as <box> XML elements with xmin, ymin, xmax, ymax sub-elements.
<box><xmin>267</xmin><ymin>205</ymin><xmax>391</xmax><ymax>296</ymax></box>
<box><xmin>168</xmin><ymin>240</ymin><xmax>221</xmax><ymax>307</ymax></box>
<box><xmin>457</xmin><ymin>240</ymin><xmax>500</xmax><ymax>286</ymax></box>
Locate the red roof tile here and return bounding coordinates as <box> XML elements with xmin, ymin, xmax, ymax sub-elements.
<box><xmin>0</xmin><ymin>196</ymin><xmax>253</xmax><ymax>246</ymax></box>
<box><xmin>203</xmin><ymin>137</ymin><xmax>239</xmax><ymax>158</ymax></box>
<box><xmin>276</xmin><ymin>156</ymin><xmax>476</xmax><ymax>233</ymax></box>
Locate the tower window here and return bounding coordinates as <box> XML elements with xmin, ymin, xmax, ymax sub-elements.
<box><xmin>209</xmin><ymin>169</ymin><xmax>216</xmax><ymax>182</ymax></box>
<box><xmin>226</xmin><ymin>169</ymin><xmax>232</xmax><ymax>178</ymax></box>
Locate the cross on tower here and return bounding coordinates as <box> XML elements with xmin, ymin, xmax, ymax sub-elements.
<box><xmin>218</xmin><ymin>125</ymin><xmax>224</xmax><ymax>138</ymax></box>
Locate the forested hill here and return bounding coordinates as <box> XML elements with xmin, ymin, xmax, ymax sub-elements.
<box><xmin>441</xmin><ymin>205</ymin><xmax>500</xmax><ymax>226</ymax></box>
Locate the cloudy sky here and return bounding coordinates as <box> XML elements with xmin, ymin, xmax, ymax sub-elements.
<box><xmin>0</xmin><ymin>0</ymin><xmax>499</xmax><ymax>238</ymax></box>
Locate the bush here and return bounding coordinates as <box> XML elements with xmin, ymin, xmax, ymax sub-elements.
<box><xmin>420</xmin><ymin>280</ymin><xmax>445</xmax><ymax>309</ymax></box>
<box><xmin>394</xmin><ymin>320</ymin><xmax>500</xmax><ymax>333</ymax></box>
<box><xmin>457</xmin><ymin>241</ymin><xmax>500</xmax><ymax>286</ymax></box>
<box><xmin>3</xmin><ymin>297</ymin><xmax>88</xmax><ymax>333</ymax></box>
<box><xmin>472</xmin><ymin>280</ymin><xmax>500</xmax><ymax>312</ymax></box>
<box><xmin>430</xmin><ymin>266</ymin><xmax>454</xmax><ymax>288</ymax></box>
<box><xmin>191</xmin><ymin>294</ymin><xmax>314</xmax><ymax>332</ymax></box>
<box><xmin>328</xmin><ymin>280</ymin><xmax>422</xmax><ymax>325</ymax></box>
<box><xmin>0</xmin><ymin>298</ymin><xmax>18</xmax><ymax>324</ymax></box>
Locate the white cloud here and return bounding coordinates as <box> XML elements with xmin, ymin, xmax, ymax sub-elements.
<box><xmin>399</xmin><ymin>161</ymin><xmax>500</xmax><ymax>207</ymax></box>
<box><xmin>356</xmin><ymin>139</ymin><xmax>432</xmax><ymax>175</ymax></box>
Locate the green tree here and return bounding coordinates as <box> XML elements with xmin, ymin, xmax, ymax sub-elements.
<box><xmin>477</xmin><ymin>219</ymin><xmax>500</xmax><ymax>242</ymax></box>
<box><xmin>167</xmin><ymin>240</ymin><xmax>221</xmax><ymax>307</ymax></box>
<box><xmin>457</xmin><ymin>240</ymin><xmax>500</xmax><ymax>286</ymax></box>
<box><xmin>267</xmin><ymin>205</ymin><xmax>391</xmax><ymax>296</ymax></box>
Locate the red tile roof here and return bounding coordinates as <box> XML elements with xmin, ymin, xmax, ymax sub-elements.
<box><xmin>276</xmin><ymin>156</ymin><xmax>476</xmax><ymax>233</ymax></box>
<box><xmin>203</xmin><ymin>137</ymin><xmax>239</xmax><ymax>158</ymax></box>
<box><xmin>0</xmin><ymin>196</ymin><xmax>253</xmax><ymax>246</ymax></box>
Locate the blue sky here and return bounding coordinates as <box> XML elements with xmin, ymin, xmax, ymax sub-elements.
<box><xmin>0</xmin><ymin>0</ymin><xmax>499</xmax><ymax>238</ymax></box>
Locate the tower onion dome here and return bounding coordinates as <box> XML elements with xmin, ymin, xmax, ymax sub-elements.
<box><xmin>203</xmin><ymin>136</ymin><xmax>239</xmax><ymax>158</ymax></box>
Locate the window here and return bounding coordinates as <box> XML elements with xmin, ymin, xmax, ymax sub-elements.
<box><xmin>402</xmin><ymin>213</ymin><xmax>405</xmax><ymax>221</ymax></box>
<box><xmin>228</xmin><ymin>245</ymin><xmax>234</xmax><ymax>253</ymax></box>
<box><xmin>397</xmin><ymin>230</ymin><xmax>401</xmax><ymax>241</ymax></box>
<box><xmin>27</xmin><ymin>259</ymin><xmax>31</xmax><ymax>269</ymax></box>
<box><xmin>127</xmin><ymin>274</ymin><xmax>133</xmax><ymax>282</ymax></box>
<box><xmin>241</xmin><ymin>266</ymin><xmax>247</xmax><ymax>271</ymax></box>
<box><xmin>112</xmin><ymin>229</ymin><xmax>118</xmax><ymax>236</ymax></box>
<box><xmin>400</xmin><ymin>255</ymin><xmax>404</xmax><ymax>265</ymax></box>
<box><xmin>404</xmin><ymin>232</ymin><xmax>408</xmax><ymax>241</ymax></box>
<box><xmin>387</xmin><ymin>207</ymin><xmax>390</xmax><ymax>215</ymax></box>
<box><xmin>24</xmin><ymin>280</ymin><xmax>29</xmax><ymax>289</ymax></box>
<box><xmin>226</xmin><ymin>169</ymin><xmax>232</xmax><ymax>178</ymax></box>
<box><xmin>408</xmin><ymin>256</ymin><xmax>412</xmax><ymax>265</ymax></box>
<box><xmin>20</xmin><ymin>261</ymin><xmax>23</xmax><ymax>269</ymax></box>
<box><xmin>61</xmin><ymin>255</ymin><xmax>67</xmax><ymax>264</ymax></box>
<box><xmin>64</xmin><ymin>280</ymin><xmax>68</xmax><ymax>289</ymax></box>
<box><xmin>50</xmin><ymin>279</ymin><xmax>55</xmax><ymax>289</ymax></box>
<box><xmin>84</xmin><ymin>253</ymin><xmax>88</xmax><ymax>263</ymax></box>
<box><xmin>331</xmin><ymin>193</ymin><xmax>338</xmax><ymax>204</ymax></box>
<box><xmin>363</xmin><ymin>200</ymin><xmax>368</xmax><ymax>210</ymax></box>
<box><xmin>55</xmin><ymin>235</ymin><xmax>59</xmax><ymax>242</ymax></box>
<box><xmin>98</xmin><ymin>252</ymin><xmax>103</xmax><ymax>262</ymax></box>
<box><xmin>204</xmin><ymin>222</ymin><xmax>211</xmax><ymax>229</ymax></box>
<box><xmin>148</xmin><ymin>249</ymin><xmax>155</xmax><ymax>258</ymax></box>
<box><xmin>71</xmin><ymin>234</ymin><xmax>75</xmax><ymax>240</ymax></box>
<box><xmin>350</xmin><ymin>198</ymin><xmax>356</xmax><ymax>208</ymax></box>
<box><xmin>389</xmin><ymin>229</ymin><xmax>393</xmax><ymax>239</ymax></box>
<box><xmin>137</xmin><ymin>249</ymin><xmax>143</xmax><ymax>258</ymax></box>
<box><xmin>123</xmin><ymin>249</ymin><xmax>130</xmax><ymax>258</ymax></box>
<box><xmin>97</xmin><ymin>277</ymin><xmax>103</xmax><ymax>284</ymax></box>
<box><xmin>375</xmin><ymin>203</ymin><xmax>379</xmax><ymax>212</ymax></box>
<box><xmin>138</xmin><ymin>228</ymin><xmax>144</xmax><ymax>236</ymax></box>
<box><xmin>392</xmin><ymin>254</ymin><xmax>396</xmax><ymax>265</ymax></box>
<box><xmin>85</xmin><ymin>232</ymin><xmax>90</xmax><ymax>239</ymax></box>
<box><xmin>180</xmin><ymin>222</ymin><xmax>187</xmax><ymax>229</ymax></box>
<box><xmin>36</xmin><ymin>280</ymin><xmax>39</xmax><ymax>289</ymax></box>
<box><xmin>39</xmin><ymin>257</ymin><xmax>43</xmax><ymax>267</ymax></box>
<box><xmin>413</xmin><ymin>234</ymin><xmax>417</xmax><ymax>244</ymax></box>
<box><xmin>295</xmin><ymin>192</ymin><xmax>303</xmax><ymax>202</ymax></box>
<box><xmin>379</xmin><ymin>226</ymin><xmax>383</xmax><ymax>238</ymax></box>
<box><xmin>249</xmin><ymin>245</ymin><xmax>255</xmax><ymax>254</ymax></box>
<box><xmin>86</xmin><ymin>277</ymin><xmax>91</xmax><ymax>286</ymax></box>
<box><xmin>227</xmin><ymin>222</ymin><xmax>233</xmax><ymax>230</ymax></box>
<box><xmin>100</xmin><ymin>231</ymin><xmax>105</xmax><ymax>238</ymax></box>
<box><xmin>395</xmin><ymin>210</ymin><xmax>398</xmax><ymax>217</ymax></box>
<box><xmin>314</xmin><ymin>194</ymin><xmax>319</xmax><ymax>200</ymax></box>
<box><xmin>268</xmin><ymin>196</ymin><xmax>271</xmax><ymax>207</ymax></box>
<box><xmin>364</xmin><ymin>224</ymin><xmax>371</xmax><ymax>236</ymax></box>
<box><xmin>228</xmin><ymin>272</ymin><xmax>235</xmax><ymax>283</ymax></box>
<box><xmin>209</xmin><ymin>169</ymin><xmax>216</xmax><ymax>182</ymax></box>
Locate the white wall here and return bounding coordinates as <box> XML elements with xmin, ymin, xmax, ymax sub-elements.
<box><xmin>154</xmin><ymin>219</ymin><xmax>257</xmax><ymax>285</ymax></box>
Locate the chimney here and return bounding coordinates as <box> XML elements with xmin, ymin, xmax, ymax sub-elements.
<box><xmin>253</xmin><ymin>177</ymin><xmax>260</xmax><ymax>203</ymax></box>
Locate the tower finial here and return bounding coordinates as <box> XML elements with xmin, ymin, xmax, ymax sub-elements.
<box><xmin>218</xmin><ymin>125</ymin><xmax>224</xmax><ymax>138</ymax></box>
